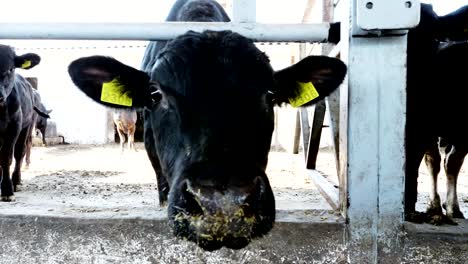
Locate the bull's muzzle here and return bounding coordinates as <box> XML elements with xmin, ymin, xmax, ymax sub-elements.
<box><xmin>170</xmin><ymin>174</ymin><xmax>274</xmax><ymax>251</ymax></box>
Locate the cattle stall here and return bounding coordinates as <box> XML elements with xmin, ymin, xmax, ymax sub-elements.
<box><xmin>0</xmin><ymin>0</ymin><xmax>466</xmax><ymax>263</ymax></box>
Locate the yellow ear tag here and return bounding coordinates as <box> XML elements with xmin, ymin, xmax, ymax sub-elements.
<box><xmin>100</xmin><ymin>78</ymin><xmax>133</xmax><ymax>107</ymax></box>
<box><xmin>288</xmin><ymin>81</ymin><xmax>319</xmax><ymax>107</ymax></box>
<box><xmin>21</xmin><ymin>60</ymin><xmax>31</xmax><ymax>69</ymax></box>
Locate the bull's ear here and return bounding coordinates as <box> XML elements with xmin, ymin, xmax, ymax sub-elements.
<box><xmin>272</xmin><ymin>56</ymin><xmax>346</xmax><ymax>107</ymax></box>
<box><xmin>68</xmin><ymin>56</ymin><xmax>150</xmax><ymax>109</ymax></box>
<box><xmin>15</xmin><ymin>53</ymin><xmax>41</xmax><ymax>69</ymax></box>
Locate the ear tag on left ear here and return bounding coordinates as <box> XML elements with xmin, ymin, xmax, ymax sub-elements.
<box><xmin>21</xmin><ymin>60</ymin><xmax>32</xmax><ymax>69</ymax></box>
<box><xmin>100</xmin><ymin>78</ymin><xmax>133</xmax><ymax>107</ymax></box>
<box><xmin>288</xmin><ymin>81</ymin><xmax>319</xmax><ymax>107</ymax></box>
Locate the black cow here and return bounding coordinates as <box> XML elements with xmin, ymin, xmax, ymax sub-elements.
<box><xmin>25</xmin><ymin>79</ymin><xmax>52</xmax><ymax>146</ymax></box>
<box><xmin>405</xmin><ymin>4</ymin><xmax>468</xmax><ymax>224</ymax></box>
<box><xmin>68</xmin><ymin>0</ymin><xmax>347</xmax><ymax>250</ymax></box>
<box><xmin>0</xmin><ymin>44</ymin><xmax>47</xmax><ymax>201</ymax></box>
<box><xmin>35</xmin><ymin>103</ymin><xmax>52</xmax><ymax>146</ymax></box>
<box><xmin>24</xmin><ymin>90</ymin><xmax>51</xmax><ymax>168</ymax></box>
<box><xmin>418</xmin><ymin>41</ymin><xmax>468</xmax><ymax>224</ymax></box>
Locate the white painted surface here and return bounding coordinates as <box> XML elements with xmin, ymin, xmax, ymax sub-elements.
<box><xmin>13</xmin><ymin>41</ymin><xmax>147</xmax><ymax>144</ymax></box>
<box><xmin>339</xmin><ymin>0</ymin><xmax>407</xmax><ymax>261</ymax></box>
<box><xmin>356</xmin><ymin>0</ymin><xmax>421</xmax><ymax>30</ymax></box>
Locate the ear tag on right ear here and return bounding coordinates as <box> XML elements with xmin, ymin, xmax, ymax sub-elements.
<box><xmin>21</xmin><ymin>60</ymin><xmax>32</xmax><ymax>69</ymax></box>
<box><xmin>288</xmin><ymin>81</ymin><xmax>319</xmax><ymax>107</ymax></box>
<box><xmin>101</xmin><ymin>78</ymin><xmax>133</xmax><ymax>107</ymax></box>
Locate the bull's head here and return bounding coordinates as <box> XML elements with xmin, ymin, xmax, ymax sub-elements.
<box><xmin>0</xmin><ymin>45</ymin><xmax>40</xmax><ymax>105</ymax></box>
<box><xmin>68</xmin><ymin>30</ymin><xmax>346</xmax><ymax>250</ymax></box>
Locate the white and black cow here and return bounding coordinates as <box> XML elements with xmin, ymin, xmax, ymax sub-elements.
<box><xmin>0</xmin><ymin>44</ymin><xmax>48</xmax><ymax>201</ymax></box>
<box><xmin>405</xmin><ymin>4</ymin><xmax>468</xmax><ymax>224</ymax></box>
<box><xmin>418</xmin><ymin>41</ymin><xmax>468</xmax><ymax>225</ymax></box>
<box><xmin>112</xmin><ymin>109</ymin><xmax>137</xmax><ymax>153</ymax></box>
<box><xmin>68</xmin><ymin>0</ymin><xmax>347</xmax><ymax>250</ymax></box>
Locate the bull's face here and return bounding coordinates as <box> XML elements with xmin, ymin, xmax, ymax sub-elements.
<box><xmin>147</xmin><ymin>33</ymin><xmax>276</xmax><ymax>250</ymax></box>
<box><xmin>0</xmin><ymin>45</ymin><xmax>40</xmax><ymax>105</ymax></box>
<box><xmin>68</xmin><ymin>30</ymin><xmax>347</xmax><ymax>250</ymax></box>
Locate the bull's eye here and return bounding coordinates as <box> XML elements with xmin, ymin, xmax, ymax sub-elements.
<box><xmin>150</xmin><ymin>90</ymin><xmax>162</xmax><ymax>104</ymax></box>
<box><xmin>148</xmin><ymin>82</ymin><xmax>163</xmax><ymax>107</ymax></box>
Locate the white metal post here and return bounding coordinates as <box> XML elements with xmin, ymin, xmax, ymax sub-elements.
<box><xmin>339</xmin><ymin>0</ymin><xmax>411</xmax><ymax>262</ymax></box>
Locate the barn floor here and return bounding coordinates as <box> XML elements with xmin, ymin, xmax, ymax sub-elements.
<box><xmin>315</xmin><ymin>147</ymin><xmax>468</xmax><ymax>218</ymax></box>
<box><xmin>1</xmin><ymin>142</ymin><xmax>466</xmax><ymax>219</ymax></box>
<box><xmin>1</xmin><ymin>143</ymin><xmax>467</xmax><ymax>263</ymax></box>
<box><xmin>0</xmin><ymin>143</ymin><xmax>332</xmax><ymax>218</ymax></box>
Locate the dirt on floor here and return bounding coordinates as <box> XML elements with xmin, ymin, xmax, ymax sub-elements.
<box><xmin>0</xmin><ymin>143</ymin><xmax>331</xmax><ymax>218</ymax></box>
<box><xmin>315</xmin><ymin>147</ymin><xmax>468</xmax><ymax>218</ymax></box>
<box><xmin>1</xmin><ymin>143</ymin><xmax>467</xmax><ymax>219</ymax></box>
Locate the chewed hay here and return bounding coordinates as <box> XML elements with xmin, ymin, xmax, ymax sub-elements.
<box><xmin>174</xmin><ymin>208</ymin><xmax>257</xmax><ymax>242</ymax></box>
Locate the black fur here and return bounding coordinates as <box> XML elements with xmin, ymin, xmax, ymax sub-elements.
<box><xmin>0</xmin><ymin>44</ymin><xmax>41</xmax><ymax>201</ymax></box>
<box><xmin>405</xmin><ymin>4</ymin><xmax>468</xmax><ymax>223</ymax></box>
<box><xmin>68</xmin><ymin>0</ymin><xmax>347</xmax><ymax>250</ymax></box>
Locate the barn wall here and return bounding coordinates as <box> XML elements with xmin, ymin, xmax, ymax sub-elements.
<box><xmin>12</xmin><ymin>40</ymin><xmax>147</xmax><ymax>144</ymax></box>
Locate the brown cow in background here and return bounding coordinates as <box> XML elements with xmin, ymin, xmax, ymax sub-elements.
<box><xmin>112</xmin><ymin>110</ymin><xmax>137</xmax><ymax>153</ymax></box>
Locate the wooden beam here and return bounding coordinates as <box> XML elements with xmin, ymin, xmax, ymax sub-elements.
<box><xmin>305</xmin><ymin>101</ymin><xmax>326</xmax><ymax>170</ymax></box>
<box><xmin>307</xmin><ymin>169</ymin><xmax>339</xmax><ymax>210</ymax></box>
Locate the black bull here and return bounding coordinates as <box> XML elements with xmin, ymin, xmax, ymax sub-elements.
<box><xmin>68</xmin><ymin>0</ymin><xmax>347</xmax><ymax>251</ymax></box>
<box><xmin>0</xmin><ymin>44</ymin><xmax>49</xmax><ymax>201</ymax></box>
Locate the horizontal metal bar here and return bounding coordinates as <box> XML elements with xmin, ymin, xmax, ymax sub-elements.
<box><xmin>0</xmin><ymin>22</ymin><xmax>331</xmax><ymax>42</ymax></box>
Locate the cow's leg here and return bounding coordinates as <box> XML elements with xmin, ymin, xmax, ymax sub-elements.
<box><xmin>117</xmin><ymin>129</ymin><xmax>125</xmax><ymax>153</ymax></box>
<box><xmin>128</xmin><ymin>126</ymin><xmax>136</xmax><ymax>151</ymax></box>
<box><xmin>24</xmin><ymin>131</ymin><xmax>33</xmax><ymax>168</ymax></box>
<box><xmin>144</xmin><ymin>115</ymin><xmax>169</xmax><ymax>206</ymax></box>
<box><xmin>41</xmin><ymin>126</ymin><xmax>47</xmax><ymax>145</ymax></box>
<box><xmin>1</xmin><ymin>125</ymin><xmax>20</xmax><ymax>201</ymax></box>
<box><xmin>443</xmin><ymin>144</ymin><xmax>466</xmax><ymax>219</ymax></box>
<box><xmin>0</xmin><ymin>152</ymin><xmax>14</xmax><ymax>201</ymax></box>
<box><xmin>149</xmin><ymin>151</ymin><xmax>169</xmax><ymax>206</ymax></box>
<box><xmin>423</xmin><ymin>140</ymin><xmax>445</xmax><ymax>224</ymax></box>
<box><xmin>12</xmin><ymin>127</ymin><xmax>31</xmax><ymax>191</ymax></box>
<box><xmin>405</xmin><ymin>139</ymin><xmax>427</xmax><ymax>223</ymax></box>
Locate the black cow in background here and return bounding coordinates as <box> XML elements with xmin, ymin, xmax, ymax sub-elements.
<box><xmin>0</xmin><ymin>44</ymin><xmax>48</xmax><ymax>201</ymax></box>
<box><xmin>68</xmin><ymin>0</ymin><xmax>346</xmax><ymax>251</ymax></box>
<box><xmin>34</xmin><ymin>98</ymin><xmax>52</xmax><ymax>146</ymax></box>
<box><xmin>405</xmin><ymin>4</ymin><xmax>468</xmax><ymax>224</ymax></box>
<box><xmin>24</xmin><ymin>89</ymin><xmax>51</xmax><ymax>168</ymax></box>
<box><xmin>418</xmin><ymin>41</ymin><xmax>468</xmax><ymax>224</ymax></box>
